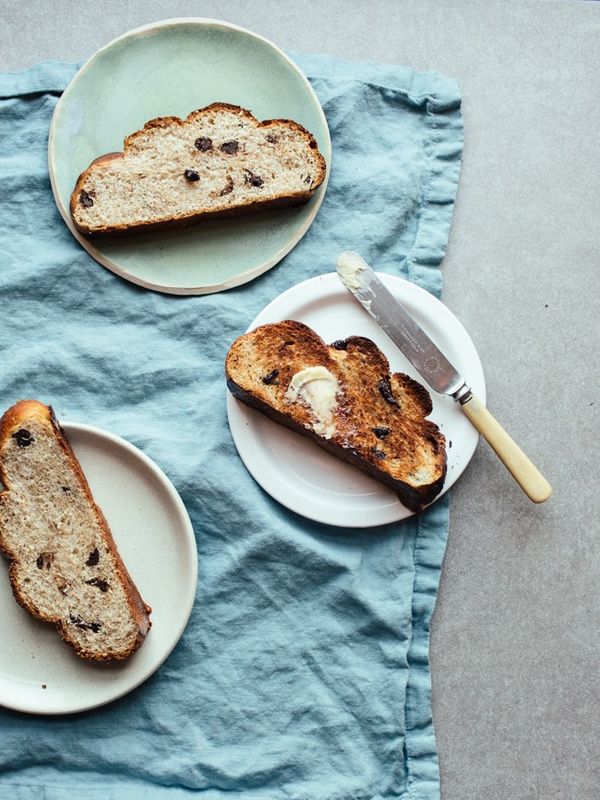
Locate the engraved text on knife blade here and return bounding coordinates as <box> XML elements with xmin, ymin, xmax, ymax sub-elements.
<box><xmin>356</xmin><ymin>275</ymin><xmax>464</xmax><ymax>396</ymax></box>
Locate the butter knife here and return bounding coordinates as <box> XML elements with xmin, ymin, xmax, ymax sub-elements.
<box><xmin>336</xmin><ymin>251</ymin><xmax>552</xmax><ymax>503</ymax></box>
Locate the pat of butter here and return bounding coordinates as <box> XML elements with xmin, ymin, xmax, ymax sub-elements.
<box><xmin>285</xmin><ymin>366</ymin><xmax>339</xmax><ymax>439</ymax></box>
<box><xmin>336</xmin><ymin>251</ymin><xmax>370</xmax><ymax>291</ymax></box>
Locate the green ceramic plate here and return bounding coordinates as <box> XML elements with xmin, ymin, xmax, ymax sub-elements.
<box><xmin>48</xmin><ymin>18</ymin><xmax>331</xmax><ymax>295</ymax></box>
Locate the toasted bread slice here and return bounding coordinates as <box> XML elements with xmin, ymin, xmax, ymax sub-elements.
<box><xmin>70</xmin><ymin>102</ymin><xmax>327</xmax><ymax>236</ymax></box>
<box><xmin>226</xmin><ymin>321</ymin><xmax>447</xmax><ymax>512</ymax></box>
<box><xmin>0</xmin><ymin>401</ymin><xmax>151</xmax><ymax>660</ymax></box>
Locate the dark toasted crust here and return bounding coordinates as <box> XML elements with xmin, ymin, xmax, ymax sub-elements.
<box><xmin>225</xmin><ymin>321</ymin><xmax>447</xmax><ymax>512</ymax></box>
<box><xmin>0</xmin><ymin>400</ymin><xmax>152</xmax><ymax>661</ymax></box>
<box><xmin>70</xmin><ymin>102</ymin><xmax>327</xmax><ymax>237</ymax></box>
<box><xmin>227</xmin><ymin>377</ymin><xmax>444</xmax><ymax>512</ymax></box>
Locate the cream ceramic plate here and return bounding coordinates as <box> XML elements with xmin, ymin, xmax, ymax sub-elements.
<box><xmin>48</xmin><ymin>18</ymin><xmax>331</xmax><ymax>295</ymax></box>
<box><xmin>0</xmin><ymin>422</ymin><xmax>197</xmax><ymax>715</ymax></box>
<box><xmin>227</xmin><ymin>273</ymin><xmax>486</xmax><ymax>527</ymax></box>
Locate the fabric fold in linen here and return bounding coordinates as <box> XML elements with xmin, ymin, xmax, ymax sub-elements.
<box><xmin>0</xmin><ymin>53</ymin><xmax>462</xmax><ymax>800</ymax></box>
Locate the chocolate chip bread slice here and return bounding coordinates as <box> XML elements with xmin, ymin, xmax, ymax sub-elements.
<box><xmin>0</xmin><ymin>401</ymin><xmax>151</xmax><ymax>660</ymax></box>
<box><xmin>70</xmin><ymin>102</ymin><xmax>327</xmax><ymax>236</ymax></box>
<box><xmin>226</xmin><ymin>321</ymin><xmax>447</xmax><ymax>512</ymax></box>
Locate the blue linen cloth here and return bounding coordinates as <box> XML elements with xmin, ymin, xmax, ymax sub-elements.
<box><xmin>0</xmin><ymin>54</ymin><xmax>462</xmax><ymax>800</ymax></box>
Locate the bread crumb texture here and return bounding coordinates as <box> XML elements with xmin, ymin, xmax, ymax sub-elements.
<box><xmin>71</xmin><ymin>103</ymin><xmax>327</xmax><ymax>235</ymax></box>
<box><xmin>0</xmin><ymin>401</ymin><xmax>151</xmax><ymax>660</ymax></box>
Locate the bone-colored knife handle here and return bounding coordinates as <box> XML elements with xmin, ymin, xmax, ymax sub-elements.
<box><xmin>460</xmin><ymin>393</ymin><xmax>552</xmax><ymax>503</ymax></box>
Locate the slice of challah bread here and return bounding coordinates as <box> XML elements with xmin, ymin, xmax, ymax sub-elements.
<box><xmin>226</xmin><ymin>321</ymin><xmax>447</xmax><ymax>512</ymax></box>
<box><xmin>70</xmin><ymin>102</ymin><xmax>327</xmax><ymax>236</ymax></box>
<box><xmin>0</xmin><ymin>401</ymin><xmax>151</xmax><ymax>660</ymax></box>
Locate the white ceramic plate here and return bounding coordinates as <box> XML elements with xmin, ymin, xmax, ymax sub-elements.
<box><xmin>48</xmin><ymin>18</ymin><xmax>331</xmax><ymax>295</ymax></box>
<box><xmin>0</xmin><ymin>422</ymin><xmax>197</xmax><ymax>715</ymax></box>
<box><xmin>227</xmin><ymin>273</ymin><xmax>486</xmax><ymax>527</ymax></box>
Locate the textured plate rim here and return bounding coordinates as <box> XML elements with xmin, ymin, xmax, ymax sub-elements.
<box><xmin>47</xmin><ymin>17</ymin><xmax>331</xmax><ymax>296</ymax></box>
<box><xmin>226</xmin><ymin>272</ymin><xmax>486</xmax><ymax>527</ymax></box>
<box><xmin>0</xmin><ymin>421</ymin><xmax>198</xmax><ymax>715</ymax></box>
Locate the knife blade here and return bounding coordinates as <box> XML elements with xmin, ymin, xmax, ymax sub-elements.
<box><xmin>335</xmin><ymin>251</ymin><xmax>552</xmax><ymax>503</ymax></box>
